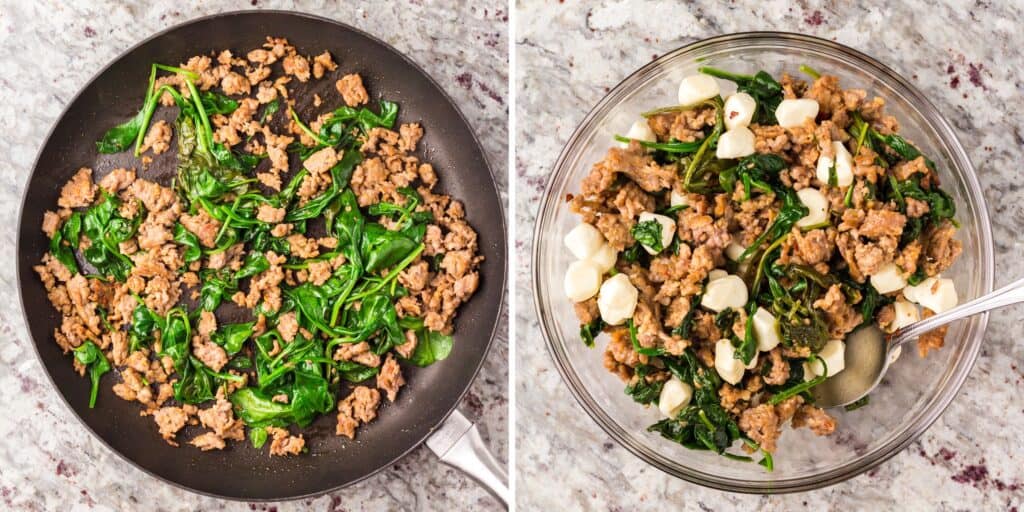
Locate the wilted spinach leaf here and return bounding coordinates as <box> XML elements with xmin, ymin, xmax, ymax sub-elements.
<box><xmin>73</xmin><ymin>340</ymin><xmax>111</xmax><ymax>408</ymax></box>
<box><xmin>630</xmin><ymin>220</ymin><xmax>664</xmax><ymax>254</ymax></box>
<box><xmin>625</xmin><ymin>365</ymin><xmax>664</xmax><ymax>405</ymax></box>
<box><xmin>405</xmin><ymin>329</ymin><xmax>454</xmax><ymax>367</ymax></box>
<box><xmin>212</xmin><ymin>322</ymin><xmax>255</xmax><ymax>355</ymax></box>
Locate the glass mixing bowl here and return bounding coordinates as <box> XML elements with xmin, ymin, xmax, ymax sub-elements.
<box><xmin>532</xmin><ymin>32</ymin><xmax>993</xmax><ymax>493</ymax></box>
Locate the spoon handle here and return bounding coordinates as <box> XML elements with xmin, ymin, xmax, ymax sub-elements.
<box><xmin>892</xmin><ymin>276</ymin><xmax>1024</xmax><ymax>347</ymax></box>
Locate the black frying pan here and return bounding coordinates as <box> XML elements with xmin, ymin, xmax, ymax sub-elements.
<box><xmin>15</xmin><ymin>10</ymin><xmax>505</xmax><ymax>501</ymax></box>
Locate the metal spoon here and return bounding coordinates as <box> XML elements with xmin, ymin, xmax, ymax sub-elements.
<box><xmin>812</xmin><ymin>276</ymin><xmax>1024</xmax><ymax>408</ymax></box>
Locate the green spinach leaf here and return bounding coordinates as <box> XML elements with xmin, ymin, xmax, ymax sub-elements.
<box><xmin>73</xmin><ymin>340</ymin><xmax>111</xmax><ymax>408</ymax></box>
<box><xmin>625</xmin><ymin>365</ymin><xmax>663</xmax><ymax>405</ymax></box>
<box><xmin>630</xmin><ymin>219</ymin><xmax>664</xmax><ymax>254</ymax></box>
<box><xmin>405</xmin><ymin>328</ymin><xmax>454</xmax><ymax>367</ymax></box>
<box><xmin>580</xmin><ymin>317</ymin><xmax>605</xmax><ymax>348</ymax></box>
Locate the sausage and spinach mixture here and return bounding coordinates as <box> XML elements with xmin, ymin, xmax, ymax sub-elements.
<box><xmin>562</xmin><ymin>66</ymin><xmax>961</xmax><ymax>468</ymax></box>
<box><xmin>36</xmin><ymin>37</ymin><xmax>481</xmax><ymax>455</ymax></box>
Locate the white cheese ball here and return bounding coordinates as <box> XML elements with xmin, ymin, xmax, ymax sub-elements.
<box><xmin>870</xmin><ymin>262</ymin><xmax>908</xmax><ymax>294</ymax></box>
<box><xmin>564</xmin><ymin>223</ymin><xmax>605</xmax><ymax>260</ymax></box>
<box><xmin>809</xmin><ymin>339</ymin><xmax>846</xmax><ymax>378</ymax></box>
<box><xmin>903</xmin><ymin>277</ymin><xmax>958</xmax><ymax>313</ymax></box>
<box><xmin>723</xmin><ymin>92</ymin><xmax>757</xmax><ymax>131</ymax></box>
<box><xmin>619</xmin><ymin>119</ymin><xmax>657</xmax><ymax>148</ymax></box>
<box><xmin>702</xmin><ymin>274</ymin><xmax>748</xmax><ymax>313</ymax></box>
<box><xmin>588</xmin><ymin>243</ymin><xmax>618</xmax><ymax>274</ymax></box>
<box><xmin>752</xmin><ymin>307</ymin><xmax>781</xmax><ymax>352</ymax></box>
<box><xmin>890</xmin><ymin>300</ymin><xmax>921</xmax><ymax>332</ymax></box>
<box><xmin>563</xmin><ymin>260</ymin><xmax>602</xmax><ymax>303</ymax></box>
<box><xmin>795</xmin><ymin>188</ymin><xmax>830</xmax><ymax>228</ymax></box>
<box><xmin>707</xmin><ymin>269</ymin><xmax>729</xmax><ymax>282</ymax></box>
<box><xmin>658</xmin><ymin>377</ymin><xmax>693</xmax><ymax>418</ymax></box>
<box><xmin>725</xmin><ymin>238</ymin><xmax>745</xmax><ymax>261</ymax></box>
<box><xmin>714</xmin><ymin>339</ymin><xmax>746</xmax><ymax>385</ymax></box>
<box><xmin>597</xmin><ymin>273</ymin><xmax>639</xmax><ymax>326</ymax></box>
<box><xmin>815</xmin><ymin>141</ymin><xmax>855</xmax><ymax>187</ymax></box>
<box><xmin>775</xmin><ymin>98</ymin><xmax>820</xmax><ymax>128</ymax></box>
<box><xmin>736</xmin><ymin>260</ymin><xmax>750</xmax><ymax>275</ymax></box>
<box><xmin>678</xmin><ymin>74</ymin><xmax>720</xmax><ymax>106</ymax></box>
<box><xmin>637</xmin><ymin>212</ymin><xmax>676</xmax><ymax>255</ymax></box>
<box><xmin>802</xmin><ymin>361</ymin><xmax>817</xmax><ymax>382</ymax></box>
<box><xmin>715</xmin><ymin>127</ymin><xmax>756</xmax><ymax>160</ymax></box>
<box><xmin>670</xmin><ymin>190</ymin><xmax>689</xmax><ymax>207</ymax></box>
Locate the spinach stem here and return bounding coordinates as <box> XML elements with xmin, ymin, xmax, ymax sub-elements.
<box><xmin>183</xmin><ymin>78</ymin><xmax>213</xmax><ymax>153</ymax></box>
<box><xmin>131</xmin><ymin>63</ymin><xmax>200</xmax><ymax>156</ymax></box>
<box><xmin>154</xmin><ymin>63</ymin><xmax>199</xmax><ymax>80</ymax></box>
<box><xmin>697</xmin><ymin>66</ymin><xmax>753</xmax><ymax>82</ymax></box>
<box><xmin>769</xmin><ymin>355</ymin><xmax>828</xmax><ymax>405</ymax></box>
<box><xmin>681</xmin><ymin>98</ymin><xmax>724</xmax><ymax>191</ymax></box>
<box><xmin>329</xmin><ymin>270</ymin><xmax>361</xmax><ymax>326</ymax></box>
<box><xmin>289</xmin><ymin>108</ymin><xmax>330</xmax><ymax>147</ymax></box>
<box><xmin>131</xmin><ymin>64</ymin><xmax>159</xmax><ymax>156</ymax></box>
<box><xmin>347</xmin><ymin>244</ymin><xmax>425</xmax><ymax>302</ymax></box>
<box><xmin>843</xmin><ymin>183</ymin><xmax>855</xmax><ymax>207</ymax></box>
<box><xmin>751</xmin><ymin>233</ymin><xmax>788</xmax><ymax>298</ymax></box>
<box><xmin>798</xmin><ymin>64</ymin><xmax>821</xmax><ymax>79</ymax></box>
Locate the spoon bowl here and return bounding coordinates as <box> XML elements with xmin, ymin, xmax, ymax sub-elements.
<box><xmin>811</xmin><ymin>325</ymin><xmax>889</xmax><ymax>408</ymax></box>
<box><xmin>814</xmin><ymin>275</ymin><xmax>1024</xmax><ymax>409</ymax></box>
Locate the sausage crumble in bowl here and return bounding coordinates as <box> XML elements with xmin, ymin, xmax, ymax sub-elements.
<box><xmin>533</xmin><ymin>33</ymin><xmax>992</xmax><ymax>492</ymax></box>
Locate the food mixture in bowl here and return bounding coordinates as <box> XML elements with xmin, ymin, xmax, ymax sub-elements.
<box><xmin>35</xmin><ymin>36</ymin><xmax>481</xmax><ymax>455</ymax></box>
<box><xmin>561</xmin><ymin>65</ymin><xmax>962</xmax><ymax>468</ymax></box>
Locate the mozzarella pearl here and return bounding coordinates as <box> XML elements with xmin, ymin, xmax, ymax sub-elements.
<box><xmin>752</xmin><ymin>307</ymin><xmax>781</xmax><ymax>352</ymax></box>
<box><xmin>809</xmin><ymin>339</ymin><xmax>846</xmax><ymax>378</ymax></box>
<box><xmin>870</xmin><ymin>262</ymin><xmax>908</xmax><ymax>294</ymax></box>
<box><xmin>802</xmin><ymin>361</ymin><xmax>816</xmax><ymax>382</ymax></box>
<box><xmin>588</xmin><ymin>243</ymin><xmax>618</xmax><ymax>274</ymax></box>
<box><xmin>736</xmin><ymin>260</ymin><xmax>750</xmax><ymax>275</ymax></box>
<box><xmin>637</xmin><ymin>212</ymin><xmax>676</xmax><ymax>255</ymax></box>
<box><xmin>564</xmin><ymin>223</ymin><xmax>605</xmax><ymax>260</ymax></box>
<box><xmin>775</xmin><ymin>98</ymin><xmax>820</xmax><ymax>128</ymax></box>
<box><xmin>678</xmin><ymin>74</ymin><xmax>720</xmax><ymax>106</ymax></box>
<box><xmin>815</xmin><ymin>141</ymin><xmax>855</xmax><ymax>187</ymax></box>
<box><xmin>715</xmin><ymin>127</ymin><xmax>756</xmax><ymax>159</ymax></box>
<box><xmin>795</xmin><ymin>188</ymin><xmax>830</xmax><ymax>228</ymax></box>
<box><xmin>707</xmin><ymin>269</ymin><xmax>728</xmax><ymax>281</ymax></box>
<box><xmin>891</xmin><ymin>300</ymin><xmax>920</xmax><ymax>332</ymax></box>
<box><xmin>597</xmin><ymin>273</ymin><xmax>639</xmax><ymax>326</ymax></box>
<box><xmin>714</xmin><ymin>339</ymin><xmax>746</xmax><ymax>385</ymax></box>
<box><xmin>563</xmin><ymin>260</ymin><xmax>602</xmax><ymax>303</ymax></box>
<box><xmin>619</xmin><ymin>120</ymin><xmax>657</xmax><ymax>148</ymax></box>
<box><xmin>725</xmin><ymin>239</ymin><xmax>745</xmax><ymax>261</ymax></box>
<box><xmin>658</xmin><ymin>377</ymin><xmax>693</xmax><ymax>418</ymax></box>
<box><xmin>723</xmin><ymin>92</ymin><xmax>757</xmax><ymax>131</ymax></box>
<box><xmin>670</xmin><ymin>190</ymin><xmax>689</xmax><ymax>207</ymax></box>
<box><xmin>702</xmin><ymin>274</ymin><xmax>748</xmax><ymax>313</ymax></box>
<box><xmin>903</xmin><ymin>277</ymin><xmax>958</xmax><ymax>313</ymax></box>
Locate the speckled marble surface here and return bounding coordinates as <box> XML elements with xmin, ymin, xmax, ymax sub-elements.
<box><xmin>516</xmin><ymin>0</ymin><xmax>1024</xmax><ymax>510</ymax></box>
<box><xmin>0</xmin><ymin>1</ymin><xmax>507</xmax><ymax>510</ymax></box>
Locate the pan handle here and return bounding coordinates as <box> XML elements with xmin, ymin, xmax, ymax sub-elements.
<box><xmin>428</xmin><ymin>409</ymin><xmax>509</xmax><ymax>507</ymax></box>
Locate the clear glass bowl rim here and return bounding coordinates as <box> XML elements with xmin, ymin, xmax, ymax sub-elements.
<box><xmin>531</xmin><ymin>31</ymin><xmax>994</xmax><ymax>493</ymax></box>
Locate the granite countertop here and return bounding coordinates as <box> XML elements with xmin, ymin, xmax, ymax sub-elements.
<box><xmin>516</xmin><ymin>0</ymin><xmax>1024</xmax><ymax>509</ymax></box>
<box><xmin>0</xmin><ymin>1</ymin><xmax>507</xmax><ymax>510</ymax></box>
